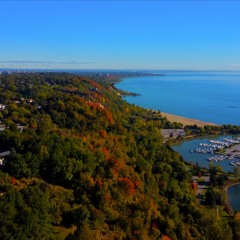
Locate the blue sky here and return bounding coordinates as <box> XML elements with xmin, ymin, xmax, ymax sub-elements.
<box><xmin>1</xmin><ymin>1</ymin><xmax>240</xmax><ymax>70</ymax></box>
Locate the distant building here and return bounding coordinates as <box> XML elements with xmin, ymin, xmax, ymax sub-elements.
<box><xmin>0</xmin><ymin>150</ymin><xmax>10</xmax><ymax>166</ymax></box>
<box><xmin>0</xmin><ymin>158</ymin><xmax>5</xmax><ymax>166</ymax></box>
<box><xmin>0</xmin><ymin>104</ymin><xmax>6</xmax><ymax>110</ymax></box>
<box><xmin>1</xmin><ymin>71</ymin><xmax>12</xmax><ymax>75</ymax></box>
<box><xmin>161</xmin><ymin>129</ymin><xmax>186</xmax><ymax>139</ymax></box>
<box><xmin>17</xmin><ymin>125</ymin><xmax>25</xmax><ymax>132</ymax></box>
<box><xmin>90</xmin><ymin>87</ymin><xmax>100</xmax><ymax>93</ymax></box>
<box><xmin>0</xmin><ymin>126</ymin><xmax>6</xmax><ymax>132</ymax></box>
<box><xmin>0</xmin><ymin>151</ymin><xmax>10</xmax><ymax>158</ymax></box>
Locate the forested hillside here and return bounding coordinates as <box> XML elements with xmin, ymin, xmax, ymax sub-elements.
<box><xmin>0</xmin><ymin>73</ymin><xmax>235</xmax><ymax>239</ymax></box>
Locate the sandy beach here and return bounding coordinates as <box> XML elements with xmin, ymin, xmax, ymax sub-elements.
<box><xmin>161</xmin><ymin>112</ymin><xmax>219</xmax><ymax>127</ymax></box>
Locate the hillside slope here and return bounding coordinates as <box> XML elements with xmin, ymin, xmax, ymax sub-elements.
<box><xmin>0</xmin><ymin>73</ymin><xmax>234</xmax><ymax>240</ymax></box>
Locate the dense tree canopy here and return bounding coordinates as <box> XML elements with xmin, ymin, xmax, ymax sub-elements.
<box><xmin>0</xmin><ymin>73</ymin><xmax>238</xmax><ymax>239</ymax></box>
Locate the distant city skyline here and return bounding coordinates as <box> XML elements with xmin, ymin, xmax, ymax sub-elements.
<box><xmin>1</xmin><ymin>1</ymin><xmax>240</xmax><ymax>70</ymax></box>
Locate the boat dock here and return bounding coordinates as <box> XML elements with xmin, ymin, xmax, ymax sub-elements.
<box><xmin>189</xmin><ymin>137</ymin><xmax>240</xmax><ymax>165</ymax></box>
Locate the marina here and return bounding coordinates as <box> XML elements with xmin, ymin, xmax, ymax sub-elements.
<box><xmin>172</xmin><ymin>135</ymin><xmax>240</xmax><ymax>172</ymax></box>
<box><xmin>189</xmin><ymin>137</ymin><xmax>240</xmax><ymax>165</ymax></box>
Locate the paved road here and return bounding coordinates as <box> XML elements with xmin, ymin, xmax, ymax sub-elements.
<box><xmin>192</xmin><ymin>176</ymin><xmax>210</xmax><ymax>199</ymax></box>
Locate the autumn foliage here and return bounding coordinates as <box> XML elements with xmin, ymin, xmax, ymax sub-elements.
<box><xmin>191</xmin><ymin>182</ymin><xmax>197</xmax><ymax>191</ymax></box>
<box><xmin>96</xmin><ymin>179</ymin><xmax>103</xmax><ymax>187</ymax></box>
<box><xmin>118</xmin><ymin>177</ymin><xmax>136</xmax><ymax>195</ymax></box>
<box><xmin>0</xmin><ymin>73</ymin><xmax>235</xmax><ymax>240</ymax></box>
<box><xmin>162</xmin><ymin>236</ymin><xmax>172</xmax><ymax>240</ymax></box>
<box><xmin>103</xmin><ymin>147</ymin><xmax>109</xmax><ymax>160</ymax></box>
<box><xmin>99</xmin><ymin>130</ymin><xmax>107</xmax><ymax>138</ymax></box>
<box><xmin>11</xmin><ymin>177</ymin><xmax>17</xmax><ymax>185</ymax></box>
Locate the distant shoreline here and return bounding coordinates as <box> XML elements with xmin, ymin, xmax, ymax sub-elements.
<box><xmin>116</xmin><ymin>74</ymin><xmax>220</xmax><ymax>128</ymax></box>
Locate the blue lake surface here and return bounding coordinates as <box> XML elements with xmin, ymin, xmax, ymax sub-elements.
<box><xmin>116</xmin><ymin>71</ymin><xmax>240</xmax><ymax>125</ymax></box>
<box><xmin>228</xmin><ymin>184</ymin><xmax>240</xmax><ymax>212</ymax></box>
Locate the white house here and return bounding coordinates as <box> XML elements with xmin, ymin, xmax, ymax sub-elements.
<box><xmin>0</xmin><ymin>104</ymin><xmax>6</xmax><ymax>110</ymax></box>
<box><xmin>0</xmin><ymin>158</ymin><xmax>5</xmax><ymax>166</ymax></box>
<box><xmin>0</xmin><ymin>151</ymin><xmax>10</xmax><ymax>157</ymax></box>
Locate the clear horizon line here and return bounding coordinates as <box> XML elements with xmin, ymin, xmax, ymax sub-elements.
<box><xmin>1</xmin><ymin>67</ymin><xmax>240</xmax><ymax>72</ymax></box>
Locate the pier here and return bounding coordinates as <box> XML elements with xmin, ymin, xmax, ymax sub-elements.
<box><xmin>189</xmin><ymin>137</ymin><xmax>240</xmax><ymax>165</ymax></box>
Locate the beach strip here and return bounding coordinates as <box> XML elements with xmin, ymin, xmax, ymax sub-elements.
<box><xmin>161</xmin><ymin>112</ymin><xmax>219</xmax><ymax>127</ymax></box>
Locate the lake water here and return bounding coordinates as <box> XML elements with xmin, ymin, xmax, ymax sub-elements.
<box><xmin>228</xmin><ymin>184</ymin><xmax>240</xmax><ymax>212</ymax></box>
<box><xmin>172</xmin><ymin>135</ymin><xmax>240</xmax><ymax>173</ymax></box>
<box><xmin>173</xmin><ymin>135</ymin><xmax>240</xmax><ymax>211</ymax></box>
<box><xmin>116</xmin><ymin>71</ymin><xmax>240</xmax><ymax>125</ymax></box>
<box><xmin>117</xmin><ymin>71</ymin><xmax>240</xmax><ymax>210</ymax></box>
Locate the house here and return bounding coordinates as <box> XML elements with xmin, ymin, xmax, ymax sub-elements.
<box><xmin>90</xmin><ymin>87</ymin><xmax>100</xmax><ymax>93</ymax></box>
<box><xmin>161</xmin><ymin>129</ymin><xmax>186</xmax><ymax>139</ymax></box>
<box><xmin>17</xmin><ymin>125</ymin><xmax>25</xmax><ymax>132</ymax></box>
<box><xmin>0</xmin><ymin>151</ymin><xmax>10</xmax><ymax>166</ymax></box>
<box><xmin>0</xmin><ymin>104</ymin><xmax>6</xmax><ymax>110</ymax></box>
<box><xmin>0</xmin><ymin>151</ymin><xmax>10</xmax><ymax>157</ymax></box>
<box><xmin>0</xmin><ymin>126</ymin><xmax>6</xmax><ymax>132</ymax></box>
<box><xmin>0</xmin><ymin>158</ymin><xmax>5</xmax><ymax>166</ymax></box>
